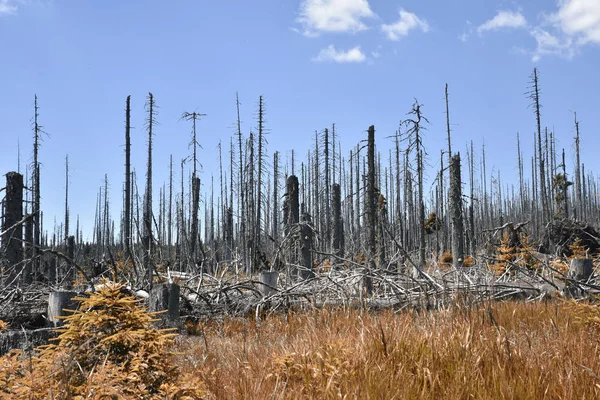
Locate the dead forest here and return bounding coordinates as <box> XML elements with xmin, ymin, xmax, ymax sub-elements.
<box><xmin>1</xmin><ymin>67</ymin><xmax>600</xmax><ymax>339</ymax></box>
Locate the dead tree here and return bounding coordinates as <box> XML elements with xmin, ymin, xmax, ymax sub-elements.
<box><xmin>299</xmin><ymin>212</ymin><xmax>314</xmax><ymax>280</ymax></box>
<box><xmin>283</xmin><ymin>175</ymin><xmax>300</xmax><ymax>265</ymax></box>
<box><xmin>2</xmin><ymin>172</ymin><xmax>24</xmax><ymax>285</ymax></box>
<box><xmin>31</xmin><ymin>95</ymin><xmax>42</xmax><ymax>279</ymax></box>
<box><xmin>573</xmin><ymin>112</ymin><xmax>583</xmax><ymax>220</ymax></box>
<box><xmin>143</xmin><ymin>93</ymin><xmax>157</xmax><ymax>288</ymax></box>
<box><xmin>235</xmin><ymin>92</ymin><xmax>247</xmax><ymax>271</ymax></box>
<box><xmin>64</xmin><ymin>155</ymin><xmax>69</xmax><ymax>240</ymax></box>
<box><xmin>331</xmin><ymin>183</ymin><xmax>344</xmax><ymax>257</ymax></box>
<box><xmin>124</xmin><ymin>95</ymin><xmax>132</xmax><ymax>256</ymax></box>
<box><xmin>449</xmin><ymin>154</ymin><xmax>464</xmax><ymax>269</ymax></box>
<box><xmin>364</xmin><ymin>126</ymin><xmax>377</xmax><ymax>293</ymax></box>
<box><xmin>402</xmin><ymin>101</ymin><xmax>429</xmax><ymax>268</ymax></box>
<box><xmin>181</xmin><ymin>110</ymin><xmax>206</xmax><ymax>266</ymax></box>
<box><xmin>528</xmin><ymin>68</ymin><xmax>549</xmax><ymax>225</ymax></box>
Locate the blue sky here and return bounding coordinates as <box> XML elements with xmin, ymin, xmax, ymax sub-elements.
<box><xmin>1</xmin><ymin>0</ymin><xmax>599</xmax><ymax>240</ymax></box>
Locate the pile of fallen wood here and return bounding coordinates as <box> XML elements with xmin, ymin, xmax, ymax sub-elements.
<box><xmin>1</xmin><ymin>256</ymin><xmax>598</xmax><ymax>356</ymax></box>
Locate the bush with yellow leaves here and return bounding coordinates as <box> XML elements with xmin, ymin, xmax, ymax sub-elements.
<box><xmin>492</xmin><ymin>234</ymin><xmax>540</xmax><ymax>275</ymax></box>
<box><xmin>0</xmin><ymin>280</ymin><xmax>205</xmax><ymax>399</ymax></box>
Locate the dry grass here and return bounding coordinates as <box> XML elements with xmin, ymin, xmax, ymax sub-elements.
<box><xmin>175</xmin><ymin>300</ymin><xmax>600</xmax><ymax>399</ymax></box>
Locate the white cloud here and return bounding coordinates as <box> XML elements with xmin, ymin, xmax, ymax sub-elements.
<box><xmin>312</xmin><ymin>45</ymin><xmax>366</xmax><ymax>63</ymax></box>
<box><xmin>477</xmin><ymin>10</ymin><xmax>527</xmax><ymax>33</ymax></box>
<box><xmin>552</xmin><ymin>0</ymin><xmax>600</xmax><ymax>45</ymax></box>
<box><xmin>529</xmin><ymin>0</ymin><xmax>600</xmax><ymax>61</ymax></box>
<box><xmin>381</xmin><ymin>9</ymin><xmax>429</xmax><ymax>40</ymax></box>
<box><xmin>297</xmin><ymin>0</ymin><xmax>375</xmax><ymax>36</ymax></box>
<box><xmin>530</xmin><ymin>27</ymin><xmax>576</xmax><ymax>61</ymax></box>
<box><xmin>0</xmin><ymin>0</ymin><xmax>20</xmax><ymax>15</ymax></box>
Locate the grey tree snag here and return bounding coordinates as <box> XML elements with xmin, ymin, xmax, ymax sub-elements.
<box><xmin>32</xmin><ymin>95</ymin><xmax>41</xmax><ymax>280</ymax></box>
<box><xmin>24</xmin><ymin>212</ymin><xmax>33</xmax><ymax>284</ymax></box>
<box><xmin>255</xmin><ymin>96</ymin><xmax>267</xmax><ymax>269</ymax></box>
<box><xmin>2</xmin><ymin>172</ymin><xmax>24</xmax><ymax>285</ymax></box>
<box><xmin>332</xmin><ymin>183</ymin><xmax>344</xmax><ymax>257</ymax></box>
<box><xmin>574</xmin><ymin>112</ymin><xmax>582</xmax><ymax>220</ymax></box>
<box><xmin>168</xmin><ymin>155</ymin><xmax>173</xmax><ymax>262</ymax></box>
<box><xmin>285</xmin><ymin>175</ymin><xmax>300</xmax><ymax>231</ymax></box>
<box><xmin>181</xmin><ymin>111</ymin><xmax>205</xmax><ymax>267</ymax></box>
<box><xmin>143</xmin><ymin>93</ymin><xmax>156</xmax><ymax>288</ymax></box>
<box><xmin>66</xmin><ymin>235</ymin><xmax>75</xmax><ymax>288</ymax></box>
<box><xmin>364</xmin><ymin>125</ymin><xmax>376</xmax><ymax>294</ymax></box>
<box><xmin>299</xmin><ymin>214</ymin><xmax>314</xmax><ymax>280</ymax></box>
<box><xmin>530</xmin><ymin>68</ymin><xmax>549</xmax><ymax>225</ymax></box>
<box><xmin>272</xmin><ymin>151</ymin><xmax>280</xmax><ymax>250</ymax></box>
<box><xmin>64</xmin><ymin>155</ymin><xmax>69</xmax><ymax>240</ymax></box>
<box><xmin>449</xmin><ymin>154</ymin><xmax>464</xmax><ymax>269</ymax></box>
<box><xmin>124</xmin><ymin>95</ymin><xmax>131</xmax><ymax>257</ymax></box>
<box><xmin>324</xmin><ymin>128</ymin><xmax>331</xmax><ymax>250</ymax></box>
<box><xmin>235</xmin><ymin>92</ymin><xmax>247</xmax><ymax>273</ymax></box>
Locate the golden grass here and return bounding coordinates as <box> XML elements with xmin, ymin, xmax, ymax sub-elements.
<box><xmin>3</xmin><ymin>283</ymin><xmax>600</xmax><ymax>399</ymax></box>
<box><xmin>175</xmin><ymin>301</ymin><xmax>600</xmax><ymax>399</ymax></box>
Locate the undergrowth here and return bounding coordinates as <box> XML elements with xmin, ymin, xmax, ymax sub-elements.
<box><xmin>3</xmin><ymin>281</ymin><xmax>600</xmax><ymax>398</ymax></box>
<box><xmin>0</xmin><ymin>280</ymin><xmax>205</xmax><ymax>399</ymax></box>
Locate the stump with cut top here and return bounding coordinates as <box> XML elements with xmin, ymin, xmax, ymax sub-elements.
<box><xmin>565</xmin><ymin>258</ymin><xmax>594</xmax><ymax>298</ymax></box>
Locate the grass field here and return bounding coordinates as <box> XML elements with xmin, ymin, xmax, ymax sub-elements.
<box><xmin>175</xmin><ymin>300</ymin><xmax>600</xmax><ymax>399</ymax></box>
<box><xmin>2</xmin><ymin>284</ymin><xmax>600</xmax><ymax>399</ymax></box>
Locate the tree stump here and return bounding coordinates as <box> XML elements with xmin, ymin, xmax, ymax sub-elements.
<box><xmin>565</xmin><ymin>258</ymin><xmax>593</xmax><ymax>297</ymax></box>
<box><xmin>149</xmin><ymin>283</ymin><xmax>180</xmax><ymax>327</ymax></box>
<box><xmin>47</xmin><ymin>290</ymin><xmax>79</xmax><ymax>327</ymax></box>
<box><xmin>259</xmin><ymin>271</ymin><xmax>278</xmax><ymax>297</ymax></box>
<box><xmin>0</xmin><ymin>328</ymin><xmax>55</xmax><ymax>356</ymax></box>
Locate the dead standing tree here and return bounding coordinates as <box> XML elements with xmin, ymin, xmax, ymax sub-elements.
<box><xmin>528</xmin><ymin>68</ymin><xmax>550</xmax><ymax>226</ymax></box>
<box><xmin>401</xmin><ymin>100</ymin><xmax>429</xmax><ymax>269</ymax></box>
<box><xmin>181</xmin><ymin>110</ymin><xmax>206</xmax><ymax>270</ymax></box>
<box><xmin>449</xmin><ymin>154</ymin><xmax>464</xmax><ymax>269</ymax></box>
<box><xmin>1</xmin><ymin>172</ymin><xmax>24</xmax><ymax>285</ymax></box>
<box><xmin>143</xmin><ymin>93</ymin><xmax>157</xmax><ymax>288</ymax></box>
<box><xmin>364</xmin><ymin>125</ymin><xmax>377</xmax><ymax>294</ymax></box>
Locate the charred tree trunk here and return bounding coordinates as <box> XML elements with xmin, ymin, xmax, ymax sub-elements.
<box><xmin>364</xmin><ymin>125</ymin><xmax>376</xmax><ymax>294</ymax></box>
<box><xmin>332</xmin><ymin>183</ymin><xmax>344</xmax><ymax>257</ymax></box>
<box><xmin>449</xmin><ymin>154</ymin><xmax>464</xmax><ymax>269</ymax></box>
<box><xmin>2</xmin><ymin>172</ymin><xmax>24</xmax><ymax>286</ymax></box>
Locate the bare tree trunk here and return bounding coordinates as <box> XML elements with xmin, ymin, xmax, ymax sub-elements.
<box><xmin>143</xmin><ymin>93</ymin><xmax>156</xmax><ymax>288</ymax></box>
<box><xmin>574</xmin><ymin>112</ymin><xmax>582</xmax><ymax>220</ymax></box>
<box><xmin>2</xmin><ymin>172</ymin><xmax>24</xmax><ymax>286</ymax></box>
<box><xmin>332</xmin><ymin>183</ymin><xmax>344</xmax><ymax>257</ymax></box>
<box><xmin>449</xmin><ymin>154</ymin><xmax>464</xmax><ymax>269</ymax></box>
<box><xmin>530</xmin><ymin>68</ymin><xmax>549</xmax><ymax>225</ymax></box>
<box><xmin>365</xmin><ymin>125</ymin><xmax>376</xmax><ymax>294</ymax></box>
<box><xmin>32</xmin><ymin>95</ymin><xmax>41</xmax><ymax>280</ymax></box>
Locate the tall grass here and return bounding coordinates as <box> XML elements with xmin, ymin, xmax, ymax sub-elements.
<box><xmin>176</xmin><ymin>300</ymin><xmax>600</xmax><ymax>399</ymax></box>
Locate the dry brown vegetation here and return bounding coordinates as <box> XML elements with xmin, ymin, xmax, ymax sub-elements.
<box><xmin>174</xmin><ymin>300</ymin><xmax>600</xmax><ymax>399</ymax></box>
<box><xmin>2</xmin><ymin>280</ymin><xmax>600</xmax><ymax>398</ymax></box>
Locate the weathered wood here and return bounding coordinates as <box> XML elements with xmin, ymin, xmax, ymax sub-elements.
<box><xmin>149</xmin><ymin>283</ymin><xmax>180</xmax><ymax>327</ymax></box>
<box><xmin>0</xmin><ymin>328</ymin><xmax>56</xmax><ymax>356</ymax></box>
<box><xmin>2</xmin><ymin>172</ymin><xmax>24</xmax><ymax>286</ymax></box>
<box><xmin>48</xmin><ymin>290</ymin><xmax>78</xmax><ymax>327</ymax></box>
<box><xmin>299</xmin><ymin>222</ymin><xmax>315</xmax><ymax>280</ymax></box>
<box><xmin>449</xmin><ymin>154</ymin><xmax>464</xmax><ymax>269</ymax></box>
<box><xmin>332</xmin><ymin>183</ymin><xmax>344</xmax><ymax>257</ymax></box>
<box><xmin>258</xmin><ymin>270</ymin><xmax>278</xmax><ymax>297</ymax></box>
<box><xmin>566</xmin><ymin>258</ymin><xmax>594</xmax><ymax>297</ymax></box>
